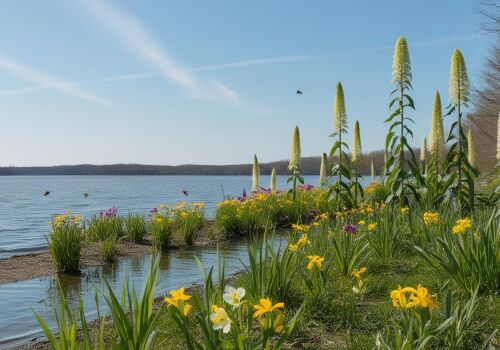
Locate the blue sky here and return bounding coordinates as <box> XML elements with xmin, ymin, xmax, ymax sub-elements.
<box><xmin>0</xmin><ymin>0</ymin><xmax>489</xmax><ymax>166</ymax></box>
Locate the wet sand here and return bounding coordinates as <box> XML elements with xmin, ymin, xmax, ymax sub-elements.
<box><xmin>0</xmin><ymin>221</ymin><xmax>217</xmax><ymax>285</ymax></box>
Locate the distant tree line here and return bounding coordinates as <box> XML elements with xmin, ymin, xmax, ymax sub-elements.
<box><xmin>0</xmin><ymin>150</ymin><xmax>422</xmax><ymax>177</ymax></box>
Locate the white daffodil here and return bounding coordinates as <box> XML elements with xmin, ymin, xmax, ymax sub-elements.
<box><xmin>223</xmin><ymin>286</ymin><xmax>245</xmax><ymax>308</ymax></box>
<box><xmin>210</xmin><ymin>305</ymin><xmax>231</xmax><ymax>333</ymax></box>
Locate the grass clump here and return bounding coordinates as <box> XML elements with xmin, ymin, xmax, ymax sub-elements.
<box><xmin>125</xmin><ymin>213</ymin><xmax>148</xmax><ymax>243</ymax></box>
<box><xmin>173</xmin><ymin>202</ymin><xmax>205</xmax><ymax>245</ymax></box>
<box><xmin>47</xmin><ymin>212</ymin><xmax>85</xmax><ymax>273</ymax></box>
<box><xmin>100</xmin><ymin>234</ymin><xmax>117</xmax><ymax>262</ymax></box>
<box><xmin>85</xmin><ymin>215</ymin><xmax>124</xmax><ymax>242</ymax></box>
<box><xmin>151</xmin><ymin>206</ymin><xmax>174</xmax><ymax>250</ymax></box>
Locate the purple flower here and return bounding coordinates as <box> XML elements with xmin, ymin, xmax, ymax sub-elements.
<box><xmin>256</xmin><ymin>187</ymin><xmax>272</xmax><ymax>194</ymax></box>
<box><xmin>237</xmin><ymin>189</ymin><xmax>248</xmax><ymax>202</ymax></box>
<box><xmin>343</xmin><ymin>224</ymin><xmax>357</xmax><ymax>234</ymax></box>
<box><xmin>102</xmin><ymin>206</ymin><xmax>118</xmax><ymax>218</ymax></box>
<box><xmin>150</xmin><ymin>208</ymin><xmax>158</xmax><ymax>214</ymax></box>
<box><xmin>297</xmin><ymin>184</ymin><xmax>314</xmax><ymax>191</ymax></box>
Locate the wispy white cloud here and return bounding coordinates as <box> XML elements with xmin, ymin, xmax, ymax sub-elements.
<box><xmin>192</xmin><ymin>55</ymin><xmax>313</xmax><ymax>72</ymax></box>
<box><xmin>83</xmin><ymin>0</ymin><xmax>241</xmax><ymax>105</ymax></box>
<box><xmin>0</xmin><ymin>33</ymin><xmax>479</xmax><ymax>99</ymax></box>
<box><xmin>0</xmin><ymin>54</ymin><xmax>111</xmax><ymax>104</ymax></box>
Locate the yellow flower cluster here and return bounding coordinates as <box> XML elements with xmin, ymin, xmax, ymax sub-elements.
<box><xmin>390</xmin><ymin>285</ymin><xmax>439</xmax><ymax>309</ymax></box>
<box><xmin>306</xmin><ymin>255</ymin><xmax>324</xmax><ymax>270</ymax></box>
<box><xmin>452</xmin><ymin>218</ymin><xmax>472</xmax><ymax>234</ymax></box>
<box><xmin>315</xmin><ymin>212</ymin><xmax>329</xmax><ymax>221</ymax></box>
<box><xmin>192</xmin><ymin>202</ymin><xmax>205</xmax><ymax>209</ymax></box>
<box><xmin>423</xmin><ymin>211</ymin><xmax>439</xmax><ymax>225</ymax></box>
<box><xmin>367</xmin><ymin>223</ymin><xmax>377</xmax><ymax>231</ymax></box>
<box><xmin>164</xmin><ymin>287</ymin><xmax>192</xmax><ymax>316</ymax></box>
<box><xmin>51</xmin><ymin>212</ymin><xmax>81</xmax><ymax>228</ymax></box>
<box><xmin>291</xmin><ymin>223</ymin><xmax>310</xmax><ymax>233</ymax></box>
<box><xmin>288</xmin><ymin>233</ymin><xmax>310</xmax><ymax>252</ymax></box>
<box><xmin>400</xmin><ymin>207</ymin><xmax>409</xmax><ymax>214</ymax></box>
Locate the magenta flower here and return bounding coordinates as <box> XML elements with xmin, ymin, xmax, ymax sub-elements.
<box><xmin>102</xmin><ymin>206</ymin><xmax>118</xmax><ymax>218</ymax></box>
<box><xmin>343</xmin><ymin>224</ymin><xmax>357</xmax><ymax>234</ymax></box>
<box><xmin>297</xmin><ymin>184</ymin><xmax>314</xmax><ymax>191</ymax></box>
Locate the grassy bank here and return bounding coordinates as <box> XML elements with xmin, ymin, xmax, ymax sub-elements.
<box><xmin>33</xmin><ymin>192</ymin><xmax>499</xmax><ymax>349</ymax></box>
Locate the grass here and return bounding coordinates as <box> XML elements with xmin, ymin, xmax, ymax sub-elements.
<box><xmin>47</xmin><ymin>212</ymin><xmax>85</xmax><ymax>273</ymax></box>
<box><xmin>125</xmin><ymin>213</ymin><xmax>148</xmax><ymax>242</ymax></box>
<box><xmin>151</xmin><ymin>214</ymin><xmax>174</xmax><ymax>250</ymax></box>
<box><xmin>85</xmin><ymin>215</ymin><xmax>124</xmax><ymax>242</ymax></box>
<box><xmin>173</xmin><ymin>203</ymin><xmax>205</xmax><ymax>245</ymax></box>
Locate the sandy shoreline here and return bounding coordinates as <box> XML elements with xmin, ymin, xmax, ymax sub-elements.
<box><xmin>0</xmin><ymin>222</ymin><xmax>216</xmax><ymax>285</ymax></box>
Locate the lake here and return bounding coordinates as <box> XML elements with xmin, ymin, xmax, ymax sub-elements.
<box><xmin>0</xmin><ymin>175</ymin><xmax>371</xmax><ymax>259</ymax></box>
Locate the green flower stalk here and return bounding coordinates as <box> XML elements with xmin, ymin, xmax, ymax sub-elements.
<box><xmin>334</xmin><ymin>82</ymin><xmax>347</xmax><ymax>135</ymax></box>
<box><xmin>352</xmin><ymin>120</ymin><xmax>361</xmax><ymax>165</ymax></box>
<box><xmin>420</xmin><ymin>138</ymin><xmax>427</xmax><ymax>174</ymax></box>
<box><xmin>371</xmin><ymin>158</ymin><xmax>375</xmax><ymax>182</ymax></box>
<box><xmin>392</xmin><ymin>36</ymin><xmax>412</xmax><ymax>85</ymax></box>
<box><xmin>288</xmin><ymin>126</ymin><xmax>303</xmax><ymax>199</ymax></box>
<box><xmin>352</xmin><ymin>120</ymin><xmax>362</xmax><ymax>200</ymax></box>
<box><xmin>252</xmin><ymin>154</ymin><xmax>259</xmax><ymax>191</ymax></box>
<box><xmin>333</xmin><ymin>82</ymin><xmax>347</xmax><ymax>195</ymax></box>
<box><xmin>449</xmin><ymin>49</ymin><xmax>470</xmax><ymax>106</ymax></box>
<box><xmin>428</xmin><ymin>91</ymin><xmax>446</xmax><ymax>175</ymax></box>
<box><xmin>288</xmin><ymin>126</ymin><xmax>302</xmax><ymax>175</ymax></box>
<box><xmin>270</xmin><ymin>167</ymin><xmax>277</xmax><ymax>192</ymax></box>
<box><xmin>392</xmin><ymin>36</ymin><xmax>411</xmax><ymax>173</ymax></box>
<box><xmin>467</xmin><ymin>129</ymin><xmax>475</xmax><ymax>167</ymax></box>
<box><xmin>319</xmin><ymin>153</ymin><xmax>328</xmax><ymax>186</ymax></box>
<box><xmin>449</xmin><ymin>48</ymin><xmax>470</xmax><ymax>209</ymax></box>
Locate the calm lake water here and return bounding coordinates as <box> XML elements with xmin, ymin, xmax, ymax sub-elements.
<box><xmin>0</xmin><ymin>175</ymin><xmax>370</xmax><ymax>259</ymax></box>
<box><xmin>0</xmin><ymin>237</ymin><xmax>286</xmax><ymax>348</ymax></box>
<box><xmin>0</xmin><ymin>175</ymin><xmax>371</xmax><ymax>348</ymax></box>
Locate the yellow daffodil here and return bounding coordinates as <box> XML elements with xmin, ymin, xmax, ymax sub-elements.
<box><xmin>358</xmin><ymin>220</ymin><xmax>366</xmax><ymax>226</ymax></box>
<box><xmin>452</xmin><ymin>218</ymin><xmax>472</xmax><ymax>234</ymax></box>
<box><xmin>408</xmin><ymin>285</ymin><xmax>440</xmax><ymax>309</ymax></box>
<box><xmin>210</xmin><ymin>305</ymin><xmax>231</xmax><ymax>333</ymax></box>
<box><xmin>352</xmin><ymin>267</ymin><xmax>367</xmax><ymax>279</ymax></box>
<box><xmin>306</xmin><ymin>255</ymin><xmax>324</xmax><ymax>270</ymax></box>
<box><xmin>288</xmin><ymin>243</ymin><xmax>299</xmax><ymax>252</ymax></box>
<box><xmin>253</xmin><ymin>298</ymin><xmax>285</xmax><ymax>318</ymax></box>
<box><xmin>423</xmin><ymin>211</ymin><xmax>439</xmax><ymax>225</ymax></box>
<box><xmin>367</xmin><ymin>223</ymin><xmax>377</xmax><ymax>231</ymax></box>
<box><xmin>297</xmin><ymin>234</ymin><xmax>310</xmax><ymax>247</ymax></box>
<box><xmin>390</xmin><ymin>285</ymin><xmax>439</xmax><ymax>310</ymax></box>
<box><xmin>390</xmin><ymin>286</ymin><xmax>411</xmax><ymax>308</ymax></box>
<box><xmin>164</xmin><ymin>287</ymin><xmax>192</xmax><ymax>315</ymax></box>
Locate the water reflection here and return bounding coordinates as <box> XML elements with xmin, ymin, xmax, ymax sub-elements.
<box><xmin>0</xmin><ymin>236</ymin><xmax>285</xmax><ymax>349</ymax></box>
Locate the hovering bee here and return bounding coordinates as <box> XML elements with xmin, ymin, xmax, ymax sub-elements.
<box><xmin>83</xmin><ymin>193</ymin><xmax>89</xmax><ymax>199</ymax></box>
<box><xmin>43</xmin><ymin>191</ymin><xmax>50</xmax><ymax>197</ymax></box>
<box><xmin>182</xmin><ymin>189</ymin><xmax>189</xmax><ymax>196</ymax></box>
<box><xmin>296</xmin><ymin>90</ymin><xmax>303</xmax><ymax>95</ymax></box>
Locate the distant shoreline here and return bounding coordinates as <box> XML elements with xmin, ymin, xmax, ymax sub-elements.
<box><xmin>0</xmin><ymin>153</ymin><xmax>389</xmax><ymax>176</ymax></box>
